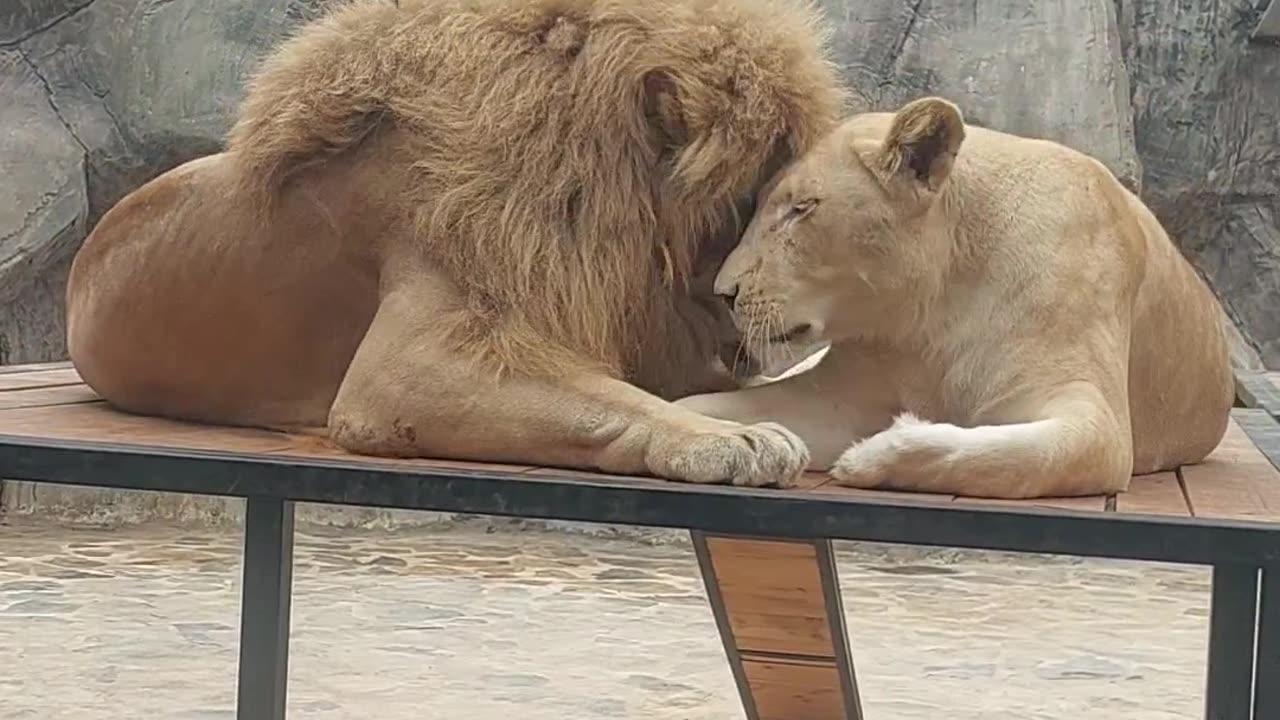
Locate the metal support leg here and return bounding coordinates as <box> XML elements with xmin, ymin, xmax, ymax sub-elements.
<box><xmin>1255</xmin><ymin>568</ymin><xmax>1280</xmax><ymax>719</ymax></box>
<box><xmin>236</xmin><ymin>497</ymin><xmax>296</xmax><ymax>720</ymax></box>
<box><xmin>1205</xmin><ymin>565</ymin><xmax>1258</xmax><ymax>720</ymax></box>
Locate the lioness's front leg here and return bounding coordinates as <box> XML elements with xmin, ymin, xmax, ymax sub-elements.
<box><xmin>328</xmin><ymin>281</ymin><xmax>809</xmax><ymax>487</ymax></box>
<box><xmin>830</xmin><ymin>382</ymin><xmax>1134</xmax><ymax>499</ymax></box>
<box><xmin>676</xmin><ymin>344</ymin><xmax>902</xmax><ymax>468</ymax></box>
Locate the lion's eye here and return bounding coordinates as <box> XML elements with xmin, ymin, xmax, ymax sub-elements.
<box><xmin>786</xmin><ymin>198</ymin><xmax>819</xmax><ymax>220</ymax></box>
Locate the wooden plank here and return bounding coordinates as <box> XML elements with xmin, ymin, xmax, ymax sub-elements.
<box><xmin>1114</xmin><ymin>471</ymin><xmax>1191</xmax><ymax>517</ymax></box>
<box><xmin>520</xmin><ymin>465</ymin><xmax>716</xmax><ymax>485</ymax></box>
<box><xmin>808</xmin><ymin>483</ymin><xmax>956</xmax><ymax>504</ymax></box>
<box><xmin>265</xmin><ymin>433</ymin><xmax>537</xmax><ymax>474</ymax></box>
<box><xmin>790</xmin><ymin>471</ymin><xmax>846</xmax><ymax>491</ymax></box>
<box><xmin>0</xmin><ymin>402</ymin><xmax>302</xmax><ymax>454</ymax></box>
<box><xmin>803</xmin><ymin>468</ymin><xmax>1100</xmax><ymax>512</ymax></box>
<box><xmin>520</xmin><ymin>468</ymin><xmax>833</xmax><ymax>490</ymax></box>
<box><xmin>0</xmin><ymin>361</ymin><xmax>73</xmax><ymax>375</ymax></box>
<box><xmin>740</xmin><ymin>657</ymin><xmax>847</xmax><ymax>720</ymax></box>
<box><xmin>0</xmin><ymin>385</ymin><xmax>100</xmax><ymax>410</ymax></box>
<box><xmin>953</xmin><ymin>494</ymin><xmax>1109</xmax><ymax>513</ymax></box>
<box><xmin>702</xmin><ymin>536</ymin><xmax>834</xmax><ymax>658</ymax></box>
<box><xmin>1181</xmin><ymin>415</ymin><xmax>1280</xmax><ymax>522</ymax></box>
<box><xmin>0</xmin><ymin>375</ymin><xmax>1263</xmax><ymax>531</ymax></box>
<box><xmin>0</xmin><ymin>368</ymin><xmax>84</xmax><ymax>391</ymax></box>
<box><xmin>0</xmin><ymin>394</ymin><xmax>535</xmax><ymax>473</ymax></box>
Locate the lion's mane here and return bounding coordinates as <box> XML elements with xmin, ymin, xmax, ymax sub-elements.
<box><xmin>225</xmin><ymin>0</ymin><xmax>845</xmax><ymax>380</ymax></box>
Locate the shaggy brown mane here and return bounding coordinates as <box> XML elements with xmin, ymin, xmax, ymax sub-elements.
<box><xmin>225</xmin><ymin>0</ymin><xmax>845</xmax><ymax>377</ymax></box>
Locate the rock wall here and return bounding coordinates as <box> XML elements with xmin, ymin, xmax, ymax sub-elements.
<box><xmin>1</xmin><ymin>0</ymin><xmax>1277</xmax><ymax>367</ymax></box>
<box><xmin>821</xmin><ymin>0</ymin><xmax>1142</xmax><ymax>190</ymax></box>
<box><xmin>1121</xmin><ymin>0</ymin><xmax>1280</xmax><ymax>366</ymax></box>
<box><xmin>0</xmin><ymin>0</ymin><xmax>324</xmax><ymax>364</ymax></box>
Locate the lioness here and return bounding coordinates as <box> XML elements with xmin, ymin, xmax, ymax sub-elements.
<box><xmin>678</xmin><ymin>97</ymin><xmax>1235</xmax><ymax>498</ymax></box>
<box><xmin>66</xmin><ymin>0</ymin><xmax>844</xmax><ymax>487</ymax></box>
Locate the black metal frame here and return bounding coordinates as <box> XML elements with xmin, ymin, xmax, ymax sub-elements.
<box><xmin>690</xmin><ymin>534</ymin><xmax>762</xmax><ymax>720</ymax></box>
<box><xmin>2</xmin><ymin>407</ymin><xmax>1279</xmax><ymax>718</ymax></box>
<box><xmin>237</xmin><ymin>497</ymin><xmax>295</xmax><ymax>720</ymax></box>
<box><xmin>815</xmin><ymin>539</ymin><xmax>865</xmax><ymax>720</ymax></box>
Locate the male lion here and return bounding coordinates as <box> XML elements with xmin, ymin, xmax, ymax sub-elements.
<box><xmin>65</xmin><ymin>0</ymin><xmax>846</xmax><ymax>486</ymax></box>
<box><xmin>678</xmin><ymin>97</ymin><xmax>1235</xmax><ymax>498</ymax></box>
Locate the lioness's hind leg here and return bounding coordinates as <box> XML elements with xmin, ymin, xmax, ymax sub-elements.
<box><xmin>830</xmin><ymin>389</ymin><xmax>1132</xmax><ymax>499</ymax></box>
<box><xmin>328</xmin><ymin>280</ymin><xmax>809</xmax><ymax>487</ymax></box>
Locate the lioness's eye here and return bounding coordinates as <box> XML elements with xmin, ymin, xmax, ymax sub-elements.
<box><xmin>786</xmin><ymin>198</ymin><xmax>819</xmax><ymax>220</ymax></box>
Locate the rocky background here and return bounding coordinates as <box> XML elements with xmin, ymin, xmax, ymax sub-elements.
<box><xmin>2</xmin><ymin>0</ymin><xmax>1278</xmax><ymax>368</ymax></box>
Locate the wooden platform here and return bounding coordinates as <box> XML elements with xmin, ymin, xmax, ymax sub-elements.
<box><xmin>2</xmin><ymin>362</ymin><xmax>1278</xmax><ymax>523</ymax></box>
<box><xmin>3</xmin><ymin>363</ymin><xmax>1280</xmax><ymax>720</ymax></box>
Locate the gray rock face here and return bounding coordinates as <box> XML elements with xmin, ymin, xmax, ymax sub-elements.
<box><xmin>0</xmin><ymin>0</ymin><xmax>318</xmax><ymax>363</ymax></box>
<box><xmin>1119</xmin><ymin>0</ymin><xmax>1280</xmax><ymax>366</ymax></box>
<box><xmin>0</xmin><ymin>0</ymin><xmax>1277</xmax><ymax>366</ymax></box>
<box><xmin>0</xmin><ymin>49</ymin><xmax>86</xmax><ymax>364</ymax></box>
<box><xmin>819</xmin><ymin>0</ymin><xmax>1142</xmax><ymax>191</ymax></box>
<box><xmin>0</xmin><ymin>0</ymin><xmax>93</xmax><ymax>46</ymax></box>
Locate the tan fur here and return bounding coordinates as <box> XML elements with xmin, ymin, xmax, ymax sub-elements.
<box><xmin>678</xmin><ymin>97</ymin><xmax>1236</xmax><ymax>498</ymax></box>
<box><xmin>66</xmin><ymin>0</ymin><xmax>845</xmax><ymax>487</ymax></box>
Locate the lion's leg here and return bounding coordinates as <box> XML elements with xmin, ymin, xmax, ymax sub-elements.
<box><xmin>328</xmin><ymin>280</ymin><xmax>810</xmax><ymax>487</ymax></box>
<box><xmin>675</xmin><ymin>343</ymin><xmax>902</xmax><ymax>469</ymax></box>
<box><xmin>830</xmin><ymin>383</ymin><xmax>1133</xmax><ymax>499</ymax></box>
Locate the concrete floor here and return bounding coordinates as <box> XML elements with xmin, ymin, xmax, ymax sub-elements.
<box><xmin>0</xmin><ymin>514</ymin><xmax>1211</xmax><ymax>719</ymax></box>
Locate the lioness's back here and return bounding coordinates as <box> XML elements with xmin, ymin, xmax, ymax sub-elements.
<box><xmin>1120</xmin><ymin>184</ymin><xmax>1233</xmax><ymax>472</ymax></box>
<box><xmin>955</xmin><ymin>122</ymin><xmax>1234</xmax><ymax>471</ymax></box>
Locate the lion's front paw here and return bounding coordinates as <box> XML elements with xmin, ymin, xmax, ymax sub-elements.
<box><xmin>651</xmin><ymin>422</ymin><xmax>809</xmax><ymax>488</ymax></box>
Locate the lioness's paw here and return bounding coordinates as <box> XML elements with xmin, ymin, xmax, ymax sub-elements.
<box><xmin>652</xmin><ymin>422</ymin><xmax>809</xmax><ymax>488</ymax></box>
<box><xmin>829</xmin><ymin>413</ymin><xmax>934</xmax><ymax>489</ymax></box>
<box><xmin>829</xmin><ymin>438</ymin><xmax>893</xmax><ymax>489</ymax></box>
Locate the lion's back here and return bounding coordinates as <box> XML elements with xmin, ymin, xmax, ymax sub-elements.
<box><xmin>226</xmin><ymin>0</ymin><xmax>835</xmax><ymax>193</ymax></box>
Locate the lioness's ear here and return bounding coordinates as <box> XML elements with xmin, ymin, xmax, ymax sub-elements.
<box><xmin>873</xmin><ymin>97</ymin><xmax>965</xmax><ymax>195</ymax></box>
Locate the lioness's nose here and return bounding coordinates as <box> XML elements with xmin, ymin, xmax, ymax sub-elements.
<box><xmin>714</xmin><ymin>280</ymin><xmax>738</xmax><ymax>309</ymax></box>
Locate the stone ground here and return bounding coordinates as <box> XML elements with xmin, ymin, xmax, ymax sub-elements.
<box><xmin>0</xmin><ymin>513</ymin><xmax>1211</xmax><ymax>719</ymax></box>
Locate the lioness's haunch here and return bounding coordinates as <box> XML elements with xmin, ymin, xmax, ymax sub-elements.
<box><xmin>678</xmin><ymin>97</ymin><xmax>1235</xmax><ymax>499</ymax></box>
<box><xmin>66</xmin><ymin>0</ymin><xmax>846</xmax><ymax>487</ymax></box>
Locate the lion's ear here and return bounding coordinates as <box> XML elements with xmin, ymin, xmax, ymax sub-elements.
<box><xmin>871</xmin><ymin>97</ymin><xmax>965</xmax><ymax>196</ymax></box>
<box><xmin>643</xmin><ymin>70</ymin><xmax>688</xmax><ymax>149</ymax></box>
